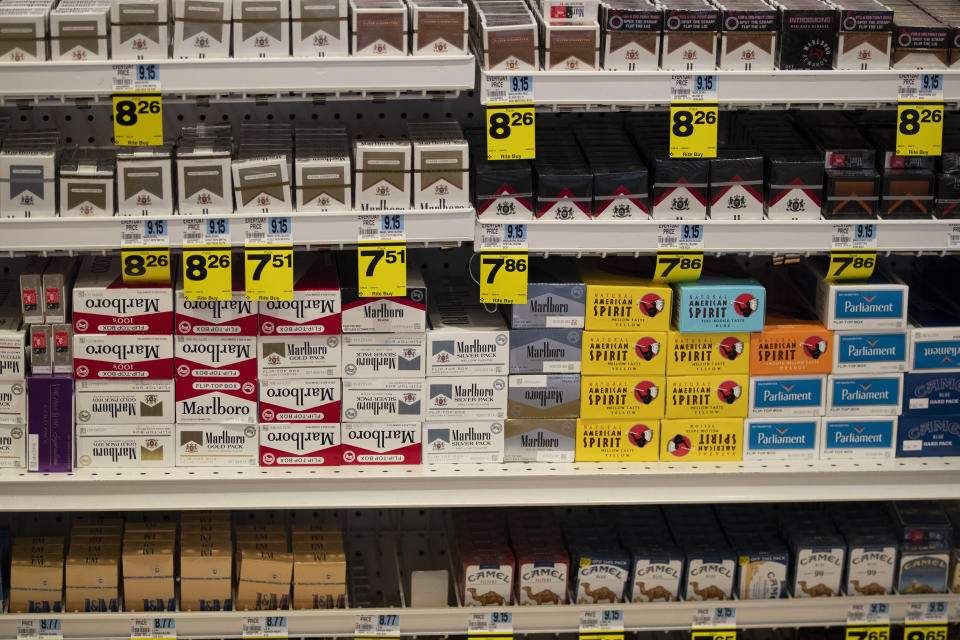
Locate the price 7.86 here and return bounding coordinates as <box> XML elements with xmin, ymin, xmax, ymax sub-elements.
<box><xmin>247</xmin><ymin>252</ymin><xmax>292</xmax><ymax>280</ymax></box>
<box><xmin>658</xmin><ymin>254</ymin><xmax>702</xmax><ymax>278</ymax></box>
<box><xmin>482</xmin><ymin>255</ymin><xmax>526</xmax><ymax>282</ymax></box>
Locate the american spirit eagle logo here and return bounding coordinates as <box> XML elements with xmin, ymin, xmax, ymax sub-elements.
<box><xmin>670</xmin><ymin>197</ymin><xmax>689</xmax><ymax>211</ymax></box>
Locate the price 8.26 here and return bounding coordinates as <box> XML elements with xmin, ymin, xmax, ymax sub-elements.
<box><xmin>899</xmin><ymin>106</ymin><xmax>943</xmax><ymax>135</ymax></box>
<box><xmin>672</xmin><ymin>109</ymin><xmax>716</xmax><ymax>137</ymax></box>
<box><xmin>115</xmin><ymin>98</ymin><xmax>160</xmax><ymax>126</ymax></box>
<box><xmin>489</xmin><ymin>110</ymin><xmax>533</xmax><ymax>140</ymax></box>
<box><xmin>123</xmin><ymin>251</ymin><xmax>168</xmax><ymax>277</ymax></box>
<box><xmin>184</xmin><ymin>252</ymin><xmax>230</xmax><ymax>281</ymax></box>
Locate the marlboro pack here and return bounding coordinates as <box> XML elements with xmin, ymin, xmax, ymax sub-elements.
<box><xmin>338</xmin><ymin>254</ymin><xmax>427</xmax><ymax>333</ymax></box>
<box><xmin>259</xmin><ymin>422</ymin><xmax>341</xmax><ymax>466</ymax></box>
<box><xmin>75</xmin><ymin>380</ymin><xmax>175</xmax><ymax>425</ymax></box>
<box><xmin>258</xmin><ymin>253</ymin><xmax>341</xmax><ymax>336</ymax></box>
<box><xmin>73</xmin><ymin>255</ymin><xmax>175</xmax><ymax>335</ymax></box>
<box><xmin>73</xmin><ymin>334</ymin><xmax>174</xmax><ymax>380</ymax></box>
<box><xmin>175</xmin><ymin>336</ymin><xmax>258</xmax><ymax>425</ymax></box>
<box><xmin>258</xmin><ymin>335</ymin><xmax>342</xmax><ymax>379</ymax></box>
<box><xmin>176</xmin><ymin>261</ymin><xmax>258</xmax><ymax>336</ymax></box>
<box><xmin>341</xmin><ymin>422</ymin><xmax>422</xmax><ymax>464</ymax></box>
<box><xmin>259</xmin><ymin>378</ymin><xmax>341</xmax><ymax>423</ymax></box>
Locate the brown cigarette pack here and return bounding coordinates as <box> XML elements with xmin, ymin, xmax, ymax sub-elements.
<box><xmin>122</xmin><ymin>542</ymin><xmax>175</xmax><ymax>612</ymax></box>
<box><xmin>237</xmin><ymin>550</ymin><xmax>294</xmax><ymax>610</ymax></box>
<box><xmin>180</xmin><ymin>543</ymin><xmax>233</xmax><ymax>612</ymax></box>
<box><xmin>65</xmin><ymin>553</ymin><xmax>120</xmax><ymax>612</ymax></box>
<box><xmin>293</xmin><ymin>548</ymin><xmax>348</xmax><ymax>609</ymax></box>
<box><xmin>10</xmin><ymin>553</ymin><xmax>64</xmax><ymax>613</ymax></box>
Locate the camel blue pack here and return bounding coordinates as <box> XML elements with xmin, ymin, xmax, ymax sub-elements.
<box><xmin>897</xmin><ymin>415</ymin><xmax>960</xmax><ymax>457</ymax></box>
<box><xmin>672</xmin><ymin>277</ymin><xmax>766</xmax><ymax>333</ymax></box>
<box><xmin>903</xmin><ymin>372</ymin><xmax>960</xmax><ymax>415</ymax></box>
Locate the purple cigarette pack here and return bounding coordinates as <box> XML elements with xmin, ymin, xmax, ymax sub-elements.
<box><xmin>27</xmin><ymin>374</ymin><xmax>74</xmax><ymax>472</ymax></box>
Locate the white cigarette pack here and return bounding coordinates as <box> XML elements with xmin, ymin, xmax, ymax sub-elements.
<box><xmin>0</xmin><ymin>380</ymin><xmax>26</xmax><ymax>424</ymax></box>
<box><xmin>412</xmin><ymin>137</ymin><xmax>470</xmax><ymax>210</ymax></box>
<box><xmin>75</xmin><ymin>379</ymin><xmax>174</xmax><ymax>424</ymax></box>
<box><xmin>50</xmin><ymin>3</ymin><xmax>109</xmax><ymax>60</ymax></box>
<box><xmin>258</xmin><ymin>335</ymin><xmax>342</xmax><ymax>379</ymax></box>
<box><xmin>292</xmin><ymin>0</ymin><xmax>348</xmax><ymax>56</ymax></box>
<box><xmin>75</xmin><ymin>424</ymin><xmax>175</xmax><ymax>467</ymax></box>
<box><xmin>233</xmin><ymin>0</ymin><xmax>289</xmax><ymax>56</ymax></box>
<box><xmin>173</xmin><ymin>0</ymin><xmax>232</xmax><ymax>58</ymax></box>
<box><xmin>826</xmin><ymin>373</ymin><xmax>903</xmax><ymax>416</ymax></box>
<box><xmin>341</xmin><ymin>333</ymin><xmax>425</xmax><ymax>378</ymax></box>
<box><xmin>259</xmin><ymin>378</ymin><xmax>341</xmax><ymax>423</ymax></box>
<box><xmin>116</xmin><ymin>148</ymin><xmax>175</xmax><ymax>216</ymax></box>
<box><xmin>176</xmin><ymin>423</ymin><xmax>259</xmax><ymax>466</ymax></box>
<box><xmin>341</xmin><ymin>378</ymin><xmax>425</xmax><ymax>422</ymax></box>
<box><xmin>112</xmin><ymin>0</ymin><xmax>168</xmax><ymax>58</ymax></box>
<box><xmin>232</xmin><ymin>155</ymin><xmax>293</xmax><ymax>212</ymax></box>
<box><xmin>354</xmin><ymin>140</ymin><xmax>412</xmax><ymax>210</ymax></box>
<box><xmin>176</xmin><ymin>289</ymin><xmax>258</xmax><ymax>336</ymax></box>
<box><xmin>259</xmin><ymin>422</ymin><xmax>340</xmax><ymax>466</ymax></box>
<box><xmin>0</xmin><ymin>149</ymin><xmax>57</xmax><ymax>217</ymax></box>
<box><xmin>258</xmin><ymin>253</ymin><xmax>341</xmax><ymax>335</ymax></box>
<box><xmin>422</xmin><ymin>421</ymin><xmax>504</xmax><ymax>463</ymax></box>
<box><xmin>426</xmin><ymin>376</ymin><xmax>507</xmax><ymax>420</ymax></box>
<box><xmin>0</xmin><ymin>423</ymin><xmax>26</xmax><ymax>468</ymax></box>
<box><xmin>73</xmin><ymin>333</ymin><xmax>174</xmax><ymax>380</ymax></box>
<box><xmin>426</xmin><ymin>291</ymin><xmax>509</xmax><ymax>375</ymax></box>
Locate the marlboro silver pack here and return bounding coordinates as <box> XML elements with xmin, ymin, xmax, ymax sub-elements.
<box><xmin>258</xmin><ymin>253</ymin><xmax>341</xmax><ymax>336</ymax></box>
<box><xmin>259</xmin><ymin>422</ymin><xmax>340</xmax><ymax>466</ymax></box>
<box><xmin>175</xmin><ymin>336</ymin><xmax>258</xmax><ymax>425</ymax></box>
<box><xmin>73</xmin><ymin>334</ymin><xmax>174</xmax><ymax>381</ymax></box>
<box><xmin>341</xmin><ymin>379</ymin><xmax>425</xmax><ymax>422</ymax></box>
<box><xmin>258</xmin><ymin>335</ymin><xmax>342</xmax><ymax>380</ymax></box>
<box><xmin>73</xmin><ymin>255</ymin><xmax>174</xmax><ymax>335</ymax></box>
<box><xmin>259</xmin><ymin>378</ymin><xmax>341</xmax><ymax>423</ymax></box>
<box><xmin>341</xmin><ymin>333</ymin><xmax>425</xmax><ymax>378</ymax></box>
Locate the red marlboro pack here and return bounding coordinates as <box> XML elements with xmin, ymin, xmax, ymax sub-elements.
<box><xmin>259</xmin><ymin>378</ymin><xmax>341</xmax><ymax>423</ymax></box>
<box><xmin>341</xmin><ymin>422</ymin><xmax>422</xmax><ymax>465</ymax></box>
<box><xmin>175</xmin><ymin>335</ymin><xmax>258</xmax><ymax>424</ymax></box>
<box><xmin>73</xmin><ymin>255</ymin><xmax>174</xmax><ymax>335</ymax></box>
<box><xmin>258</xmin><ymin>253</ymin><xmax>341</xmax><ymax>336</ymax></box>
<box><xmin>259</xmin><ymin>423</ymin><xmax>341</xmax><ymax>466</ymax></box>
<box><xmin>176</xmin><ymin>260</ymin><xmax>257</xmax><ymax>336</ymax></box>
<box><xmin>338</xmin><ymin>253</ymin><xmax>427</xmax><ymax>333</ymax></box>
<box><xmin>74</xmin><ymin>334</ymin><xmax>174</xmax><ymax>380</ymax></box>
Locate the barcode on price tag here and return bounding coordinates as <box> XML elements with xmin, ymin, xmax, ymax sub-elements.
<box><xmin>831</xmin><ymin>224</ymin><xmax>877</xmax><ymax>250</ymax></box>
<box><xmin>355</xmin><ymin>614</ymin><xmax>400</xmax><ymax>639</ymax></box>
<box><xmin>479</xmin><ymin>223</ymin><xmax>527</xmax><ymax>251</ymax></box>
<box><xmin>184</xmin><ymin>218</ymin><xmax>230</xmax><ymax>246</ymax></box>
<box><xmin>948</xmin><ymin>224</ymin><xmax>960</xmax><ymax>249</ymax></box>
<box><xmin>242</xmin><ymin>616</ymin><xmax>288</xmax><ymax>639</ymax></box>
<box><xmin>121</xmin><ymin>220</ymin><xmax>169</xmax><ymax>247</ymax></box>
<box><xmin>482</xmin><ymin>75</ymin><xmax>534</xmax><ymax>104</ymax></box>
<box><xmin>130</xmin><ymin>617</ymin><xmax>175</xmax><ymax>640</ymax></box>
<box><xmin>658</xmin><ymin>224</ymin><xmax>704</xmax><ymax>251</ymax></box>
<box><xmin>17</xmin><ymin>620</ymin><xmax>62</xmax><ymax>640</ymax></box>
<box><xmin>359</xmin><ymin>214</ymin><xmax>405</xmax><ymax>242</ymax></box>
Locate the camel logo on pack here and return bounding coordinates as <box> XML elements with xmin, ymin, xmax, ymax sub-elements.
<box><xmin>717</xmin><ymin>380</ymin><xmax>741</xmax><ymax>404</ymax></box>
<box><xmin>802</xmin><ymin>335</ymin><xmax>828</xmax><ymax>359</ymax></box>
<box><xmin>667</xmin><ymin>433</ymin><xmax>691</xmax><ymax>457</ymax></box>
<box><xmin>670</xmin><ymin>196</ymin><xmax>690</xmax><ymax>211</ymax></box>
<box><xmin>635</xmin><ymin>337</ymin><xmax>660</xmax><ymax>361</ymax></box>
<box><xmin>634</xmin><ymin>381</ymin><xmax>659</xmax><ymax>405</ymax></box>
<box><xmin>638</xmin><ymin>293</ymin><xmax>664</xmax><ymax>317</ymax></box>
<box><xmin>786</xmin><ymin>197</ymin><xmax>806</xmax><ymax>212</ymax></box>
<box><xmin>628</xmin><ymin>423</ymin><xmax>653</xmax><ymax>448</ymax></box>
<box><xmin>734</xmin><ymin>293</ymin><xmax>758</xmax><ymax>317</ymax></box>
<box><xmin>718</xmin><ymin>337</ymin><xmax>743</xmax><ymax>360</ymax></box>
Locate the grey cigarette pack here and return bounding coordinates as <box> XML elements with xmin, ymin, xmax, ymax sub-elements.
<box><xmin>258</xmin><ymin>335</ymin><xmax>342</xmax><ymax>379</ymax></box>
<box><xmin>173</xmin><ymin>0</ymin><xmax>232</xmax><ymax>58</ymax></box>
<box><xmin>59</xmin><ymin>151</ymin><xmax>114</xmax><ymax>217</ymax></box>
<box><xmin>176</xmin><ymin>424</ymin><xmax>259</xmax><ymax>466</ymax></box>
<box><xmin>426</xmin><ymin>376</ymin><xmax>507</xmax><ymax>420</ymax></box>
<box><xmin>504</xmin><ymin>418</ymin><xmax>576</xmax><ymax>462</ymax></box>
<box><xmin>116</xmin><ymin>146</ymin><xmax>175</xmax><ymax>216</ymax></box>
<box><xmin>509</xmin><ymin>329</ymin><xmax>582</xmax><ymax>374</ymax></box>
<box><xmin>111</xmin><ymin>0</ymin><xmax>169</xmax><ymax>59</ymax></box>
<box><xmin>75</xmin><ymin>380</ymin><xmax>175</xmax><ymax>425</ymax></box>
<box><xmin>426</xmin><ymin>290</ymin><xmax>509</xmax><ymax>376</ymax></box>
<box><xmin>342</xmin><ymin>333</ymin><xmax>425</xmax><ymax>378</ymax></box>
<box><xmin>506</xmin><ymin>258</ymin><xmax>585</xmax><ymax>329</ymax></box>
<box><xmin>232</xmin><ymin>155</ymin><xmax>293</xmax><ymax>213</ymax></box>
<box><xmin>354</xmin><ymin>139</ymin><xmax>412</xmax><ymax>210</ymax></box>
<box><xmin>422</xmin><ymin>421</ymin><xmax>504</xmax><ymax>463</ymax></box>
<box><xmin>508</xmin><ymin>374</ymin><xmax>580</xmax><ymax>418</ymax></box>
<box><xmin>233</xmin><ymin>0</ymin><xmax>290</xmax><ymax>56</ymax></box>
<box><xmin>75</xmin><ymin>424</ymin><xmax>175</xmax><ymax>468</ymax></box>
<box><xmin>0</xmin><ymin>148</ymin><xmax>57</xmax><ymax>218</ymax></box>
<box><xmin>342</xmin><ymin>378</ymin><xmax>425</xmax><ymax>422</ymax></box>
<box><xmin>50</xmin><ymin>2</ymin><xmax>109</xmax><ymax>61</ymax></box>
<box><xmin>0</xmin><ymin>3</ymin><xmax>50</xmax><ymax>62</ymax></box>
<box><xmin>0</xmin><ymin>423</ymin><xmax>25</xmax><ymax>467</ymax></box>
<box><xmin>412</xmin><ymin>136</ymin><xmax>470</xmax><ymax>209</ymax></box>
<box><xmin>176</xmin><ymin>144</ymin><xmax>233</xmax><ymax>214</ymax></box>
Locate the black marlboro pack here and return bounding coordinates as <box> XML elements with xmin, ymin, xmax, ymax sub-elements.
<box><xmin>886</xmin><ymin>0</ymin><xmax>949</xmax><ymax>69</ymax></box>
<box><xmin>337</xmin><ymin>253</ymin><xmax>427</xmax><ymax>333</ymax></box>
<box><xmin>709</xmin><ymin>147</ymin><xmax>765</xmax><ymax>220</ymax></box>
<box><xmin>601</xmin><ymin>0</ymin><xmax>663</xmax><ymax>71</ymax></box>
<box><xmin>832</xmin><ymin>0</ymin><xmax>894</xmax><ymax>70</ymax></box>
<box><xmin>936</xmin><ymin>173</ymin><xmax>960</xmax><ymax>218</ymax></box>
<box><xmin>660</xmin><ymin>0</ymin><xmax>720</xmax><ymax>71</ymax></box>
<box><xmin>534</xmin><ymin>129</ymin><xmax>593</xmax><ymax>220</ymax></box>
<box><xmin>773</xmin><ymin>0</ymin><xmax>838</xmax><ymax>70</ymax></box>
<box><xmin>807</xmin><ymin>125</ymin><xmax>879</xmax><ymax>219</ymax></box>
<box><xmin>715</xmin><ymin>0</ymin><xmax>778</xmax><ymax>71</ymax></box>
<box><xmin>575</xmin><ymin>126</ymin><xmax>650</xmax><ymax>219</ymax></box>
<box><xmin>473</xmin><ymin>156</ymin><xmax>534</xmax><ymax>219</ymax></box>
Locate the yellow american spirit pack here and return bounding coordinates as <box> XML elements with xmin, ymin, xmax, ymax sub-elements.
<box><xmin>575</xmin><ymin>419</ymin><xmax>660</xmax><ymax>462</ymax></box>
<box><xmin>580</xmin><ymin>376</ymin><xmax>665</xmax><ymax>419</ymax></box>
<box><xmin>580</xmin><ymin>261</ymin><xmax>672</xmax><ymax>332</ymax></box>
<box><xmin>660</xmin><ymin>418</ymin><xmax>743</xmax><ymax>461</ymax></box>
<box><xmin>666</xmin><ymin>331</ymin><xmax>751</xmax><ymax>376</ymax></box>
<box><xmin>666</xmin><ymin>374</ymin><xmax>749</xmax><ymax>418</ymax></box>
<box><xmin>581</xmin><ymin>331</ymin><xmax>667</xmax><ymax>376</ymax></box>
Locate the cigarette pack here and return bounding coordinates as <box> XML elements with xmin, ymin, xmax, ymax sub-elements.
<box><xmin>342</xmin><ymin>333</ymin><xmax>424</xmax><ymax>378</ymax></box>
<box><xmin>259</xmin><ymin>422</ymin><xmax>341</xmax><ymax>466</ymax></box>
<box><xmin>665</xmin><ymin>374</ymin><xmax>749</xmax><ymax>419</ymax></box>
<box><xmin>0</xmin><ymin>423</ymin><xmax>25</xmax><ymax>467</ymax></box>
<box><xmin>910</xmin><ymin>324</ymin><xmax>960</xmax><ymax>372</ymax></box>
<box><xmin>65</xmin><ymin>552</ymin><xmax>120</xmax><ymax>612</ymax></box>
<box><xmin>0</xmin><ymin>145</ymin><xmax>57</xmax><ymax>217</ymax></box>
<box><xmin>820</xmin><ymin>417</ymin><xmax>896</xmax><ymax>459</ymax></box>
<box><xmin>748</xmin><ymin>375</ymin><xmax>826</xmax><ymax>418</ymax></box>
<box><xmin>426</xmin><ymin>376</ymin><xmax>507</xmax><ymax>420</ymax></box>
<box><xmin>660</xmin><ymin>418</ymin><xmax>743</xmax><ymax>461</ymax></box>
<box><xmin>232</xmin><ymin>0</ymin><xmax>289</xmax><ymax>56</ymax></box>
<box><xmin>833</xmin><ymin>0</ymin><xmax>892</xmax><ymax>70</ymax></box>
<box><xmin>116</xmin><ymin>146</ymin><xmax>175</xmax><ymax>216</ymax></box>
<box><xmin>176</xmin><ymin>142</ymin><xmax>233</xmax><ymax>214</ymax></box>
<box><xmin>354</xmin><ymin>140</ymin><xmax>411</xmax><ymax>210</ymax></box>
<box><xmin>30</xmin><ymin>324</ymin><xmax>52</xmax><ymax>375</ymax></box>
<box><xmin>180</xmin><ymin>544</ymin><xmax>232</xmax><ymax>611</ymax></box>
<box><xmin>826</xmin><ymin>373</ymin><xmax>903</xmax><ymax>416</ymax></box>
<box><xmin>258</xmin><ymin>253</ymin><xmax>341</xmax><ymax>336</ymax></box>
<box><xmin>506</xmin><ymin>258</ymin><xmax>585</xmax><ymax>329</ymax></box>
<box><xmin>581</xmin><ymin>375</ymin><xmax>665</xmax><ymax>419</ymax></box>
<box><xmin>903</xmin><ymin>372</ymin><xmax>960</xmax><ymax>415</ymax></box>
<box><xmin>814</xmin><ymin>265</ymin><xmax>909</xmax><ymax>330</ymax></box>
<box><xmin>341</xmin><ymin>422</ymin><xmax>421</xmax><ymax>464</ymax></box>
<box><xmin>59</xmin><ymin>149</ymin><xmax>114</xmax><ymax>216</ymax></box>
<box><xmin>575</xmin><ymin>419</ymin><xmax>660</xmax><ymax>462</ymax></box>
<box><xmin>832</xmin><ymin>330</ymin><xmax>908</xmax><ymax>373</ymax></box>
<box><xmin>43</xmin><ymin>257</ymin><xmax>77</xmax><ymax>324</ymax></box>
<box><xmin>111</xmin><ymin>0</ymin><xmax>168</xmax><ymax>58</ymax></box>
<box><xmin>259</xmin><ymin>335</ymin><xmax>342</xmax><ymax>379</ymax></box>
<box><xmin>19</xmin><ymin>256</ymin><xmax>47</xmax><ymax>325</ymax></box>
<box><xmin>508</xmin><ymin>374</ymin><xmax>580</xmax><ymax>418</ymax></box>
<box><xmin>581</xmin><ymin>331</ymin><xmax>666</xmax><ymax>376</ymax></box>
<box><xmin>0</xmin><ymin>379</ymin><xmax>26</xmax><ymax>424</ymax></box>
<box><xmin>660</xmin><ymin>0</ymin><xmax>719</xmax><ymax>70</ymax></box>
<box><xmin>173</xmin><ymin>0</ymin><xmax>232</xmax><ymax>58</ymax></box>
<box><xmin>844</xmin><ymin>532</ymin><xmax>897</xmax><ymax>595</ymax></box>
<box><xmin>259</xmin><ymin>378</ymin><xmax>340</xmax><ymax>423</ymax></box>
<box><xmin>175</xmin><ymin>335</ymin><xmax>257</xmax><ymax>379</ymax></box>
<box><xmin>176</xmin><ymin>424</ymin><xmax>259</xmax><ymax>466</ymax></box>
<box><xmin>422</xmin><ymin>421</ymin><xmax>504</xmax><ymax>463</ymax></box>
<box><xmin>232</xmin><ymin>155</ymin><xmax>292</xmax><ymax>212</ymax></box>
<box><xmin>580</xmin><ymin>262</ymin><xmax>673</xmax><ymax>332</ymax></box>
<box><xmin>50</xmin><ymin>3</ymin><xmax>109</xmax><ymax>61</ymax></box>
<box><xmin>75</xmin><ymin>424</ymin><xmax>175</xmax><ymax>468</ymax></box>
<box><xmin>338</xmin><ymin>256</ymin><xmax>427</xmax><ymax>333</ymax></box>
<box><xmin>750</xmin><ymin>319</ymin><xmax>833</xmax><ymax>376</ymax></box>
<box><xmin>504</xmin><ymin>418</ymin><xmax>576</xmax><ymax>462</ymax></box>
<box><xmin>350</xmin><ymin>0</ymin><xmax>408</xmax><ymax>56</ymax></box>
<box><xmin>601</xmin><ymin>0</ymin><xmax>662</xmax><ymax>71</ymax></box>
<box><xmin>27</xmin><ymin>374</ymin><xmax>73</xmax><ymax>472</ymax></box>
<box><xmin>426</xmin><ymin>293</ymin><xmax>510</xmax><ymax>376</ymax></box>
<box><xmin>774</xmin><ymin>0</ymin><xmax>837</xmax><ymax>70</ymax></box>
<box><xmin>341</xmin><ymin>378</ymin><xmax>424</xmax><ymax>422</ymax></box>
<box><xmin>672</xmin><ymin>278</ymin><xmax>766</xmax><ymax>334</ymax></box>
<box><xmin>743</xmin><ymin>418</ymin><xmax>821</xmax><ymax>460</ymax></box>
<box><xmin>72</xmin><ymin>255</ymin><xmax>174</xmax><ymax>335</ymax></box>
<box><xmin>409</xmin><ymin>0</ymin><xmax>468</xmax><ymax>55</ymax></box>
<box><xmin>509</xmin><ymin>328</ymin><xmax>582</xmax><ymax>374</ymax></box>
<box><xmin>176</xmin><ymin>271</ymin><xmax>258</xmax><ymax>336</ymax></box>
<box><xmin>897</xmin><ymin>415</ymin><xmax>960</xmax><ymax>457</ymax></box>
<box><xmin>75</xmin><ymin>380</ymin><xmax>174</xmax><ymax>425</ymax></box>
<box><xmin>715</xmin><ymin>0</ymin><xmax>776</xmax><ymax>70</ymax></box>
<box><xmin>73</xmin><ymin>334</ymin><xmax>174</xmax><ymax>381</ymax></box>
<box><xmin>291</xmin><ymin>0</ymin><xmax>348</xmax><ymax>56</ymax></box>
<box><xmin>412</xmin><ymin>134</ymin><xmax>470</xmax><ymax>209</ymax></box>
<box><xmin>10</xmin><ymin>553</ymin><xmax>64</xmax><ymax>613</ymax></box>
<box><xmin>666</xmin><ymin>331</ymin><xmax>750</xmax><ymax>376</ymax></box>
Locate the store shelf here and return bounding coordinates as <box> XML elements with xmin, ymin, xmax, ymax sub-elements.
<box><xmin>476</xmin><ymin>218</ymin><xmax>960</xmax><ymax>256</ymax></box>
<box><xmin>1</xmin><ymin>459</ymin><xmax>959</xmax><ymax>511</ymax></box>
<box><xmin>0</xmin><ymin>209</ymin><xmax>475</xmax><ymax>253</ymax></box>
<box><xmin>5</xmin><ymin>593</ymin><xmax>960</xmax><ymax>638</ymax></box>
<box><xmin>479</xmin><ymin>69</ymin><xmax>960</xmax><ymax>108</ymax></box>
<box><xmin>0</xmin><ymin>56</ymin><xmax>475</xmax><ymax>100</ymax></box>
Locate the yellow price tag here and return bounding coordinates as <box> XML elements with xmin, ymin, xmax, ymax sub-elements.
<box><xmin>486</xmin><ymin>104</ymin><xmax>535</xmax><ymax>160</ymax></box>
<box><xmin>580</xmin><ymin>634</ymin><xmax>624</xmax><ymax>640</ymax></box>
<box><xmin>846</xmin><ymin>625</ymin><xmax>890</xmax><ymax>640</ymax></box>
<box><xmin>692</xmin><ymin>630</ymin><xmax>737</xmax><ymax>640</ymax></box>
<box><xmin>654</xmin><ymin>250</ymin><xmax>703</xmax><ymax>283</ymax></box>
<box><xmin>121</xmin><ymin>247</ymin><xmax>170</xmax><ymax>285</ymax></box>
<box><xmin>670</xmin><ymin>103</ymin><xmax>717</xmax><ymax>159</ymax></box>
<box><xmin>827</xmin><ymin>249</ymin><xmax>876</xmax><ymax>280</ymax></box>
<box><xmin>244</xmin><ymin>245</ymin><xmax>293</xmax><ymax>301</ymax></box>
<box><xmin>904</xmin><ymin>625</ymin><xmax>948</xmax><ymax>640</ymax></box>
<box><xmin>896</xmin><ymin>102</ymin><xmax>943</xmax><ymax>156</ymax></box>
<box><xmin>112</xmin><ymin>93</ymin><xmax>163</xmax><ymax>146</ymax></box>
<box><xmin>183</xmin><ymin>247</ymin><xmax>232</xmax><ymax>301</ymax></box>
<box><xmin>479</xmin><ymin>250</ymin><xmax>527</xmax><ymax>304</ymax></box>
<box><xmin>358</xmin><ymin>242</ymin><xmax>407</xmax><ymax>298</ymax></box>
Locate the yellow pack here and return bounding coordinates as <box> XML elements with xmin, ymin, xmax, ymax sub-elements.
<box><xmin>665</xmin><ymin>374</ymin><xmax>749</xmax><ymax>418</ymax></box>
<box><xmin>576</xmin><ymin>419</ymin><xmax>660</xmax><ymax>462</ymax></box>
<box><xmin>581</xmin><ymin>331</ymin><xmax>667</xmax><ymax>376</ymax></box>
<box><xmin>666</xmin><ymin>331</ymin><xmax>751</xmax><ymax>376</ymax></box>
<box><xmin>580</xmin><ymin>263</ymin><xmax>672</xmax><ymax>332</ymax></box>
<box><xmin>580</xmin><ymin>376</ymin><xmax>665</xmax><ymax>419</ymax></box>
<box><xmin>660</xmin><ymin>418</ymin><xmax>743</xmax><ymax>461</ymax></box>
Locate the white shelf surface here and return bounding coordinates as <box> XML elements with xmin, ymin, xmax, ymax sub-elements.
<box><xmin>1</xmin><ymin>459</ymin><xmax>959</xmax><ymax>511</ymax></box>
<box><xmin>5</xmin><ymin>594</ymin><xmax>960</xmax><ymax>638</ymax></box>
<box><xmin>0</xmin><ymin>209</ymin><xmax>475</xmax><ymax>253</ymax></box>
<box><xmin>0</xmin><ymin>55</ymin><xmax>475</xmax><ymax>99</ymax></box>
<box><xmin>476</xmin><ymin>218</ymin><xmax>960</xmax><ymax>255</ymax></box>
<box><xmin>481</xmin><ymin>69</ymin><xmax>960</xmax><ymax>107</ymax></box>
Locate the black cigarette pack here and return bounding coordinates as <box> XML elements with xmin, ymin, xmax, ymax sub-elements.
<box><xmin>886</xmin><ymin>0</ymin><xmax>949</xmax><ymax>68</ymax></box>
<box><xmin>774</xmin><ymin>0</ymin><xmax>838</xmax><ymax>69</ymax></box>
<box><xmin>534</xmin><ymin>128</ymin><xmax>593</xmax><ymax>220</ymax></box>
<box><xmin>575</xmin><ymin>126</ymin><xmax>650</xmax><ymax>218</ymax></box>
<box><xmin>467</xmin><ymin>129</ymin><xmax>535</xmax><ymax>219</ymax></box>
<box><xmin>823</xmin><ymin>168</ymin><xmax>880</xmax><ymax>218</ymax></box>
<box><xmin>708</xmin><ymin>146</ymin><xmax>765</xmax><ymax>219</ymax></box>
<box><xmin>935</xmin><ymin>173</ymin><xmax>960</xmax><ymax>218</ymax></box>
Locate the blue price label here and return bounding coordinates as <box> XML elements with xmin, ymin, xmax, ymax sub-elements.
<box><xmin>855</xmin><ymin>224</ymin><xmax>875</xmax><ymax>240</ymax></box>
<box><xmin>206</xmin><ymin>218</ymin><xmax>229</xmax><ymax>236</ymax></box>
<box><xmin>144</xmin><ymin>220</ymin><xmax>167</xmax><ymax>237</ymax></box>
<box><xmin>490</xmin><ymin>613</ymin><xmax>512</xmax><ymax>625</ymax></box>
<box><xmin>694</xmin><ymin>75</ymin><xmax>716</xmax><ymax>92</ymax></box>
<box><xmin>602</xmin><ymin>611</ymin><xmax>622</xmax><ymax>623</ymax></box>
<box><xmin>682</xmin><ymin>224</ymin><xmax>702</xmax><ymax>240</ymax></box>
<box><xmin>154</xmin><ymin>619</ymin><xmax>175</xmax><ymax>631</ymax></box>
<box><xmin>928</xmin><ymin>602</ymin><xmax>947</xmax><ymax>615</ymax></box>
<box><xmin>511</xmin><ymin>76</ymin><xmax>532</xmax><ymax>93</ymax></box>
<box><xmin>269</xmin><ymin>217</ymin><xmax>291</xmax><ymax>236</ymax></box>
<box><xmin>922</xmin><ymin>74</ymin><xmax>942</xmax><ymax>91</ymax></box>
<box><xmin>380</xmin><ymin>214</ymin><xmax>404</xmax><ymax>232</ymax></box>
<box><xmin>265</xmin><ymin>617</ymin><xmax>286</xmax><ymax>629</ymax></box>
<box><xmin>504</xmin><ymin>223</ymin><xmax>526</xmax><ymax>241</ymax></box>
<box><xmin>136</xmin><ymin>64</ymin><xmax>159</xmax><ymax>82</ymax></box>
<box><xmin>38</xmin><ymin>621</ymin><xmax>60</xmax><ymax>633</ymax></box>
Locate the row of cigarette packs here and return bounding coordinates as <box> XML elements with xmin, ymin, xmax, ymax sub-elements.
<box><xmin>0</xmin><ymin>0</ymin><xmax>468</xmax><ymax>62</ymax></box>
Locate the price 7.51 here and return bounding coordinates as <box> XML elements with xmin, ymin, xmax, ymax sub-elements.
<box><xmin>247</xmin><ymin>252</ymin><xmax>291</xmax><ymax>279</ymax></box>
<box><xmin>361</xmin><ymin>248</ymin><xmax>405</xmax><ymax>275</ymax></box>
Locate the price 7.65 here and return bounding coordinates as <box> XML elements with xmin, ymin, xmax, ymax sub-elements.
<box><xmin>361</xmin><ymin>248</ymin><xmax>405</xmax><ymax>275</ymax></box>
<box><xmin>483</xmin><ymin>255</ymin><xmax>526</xmax><ymax>282</ymax></box>
<box><xmin>247</xmin><ymin>252</ymin><xmax>291</xmax><ymax>279</ymax></box>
